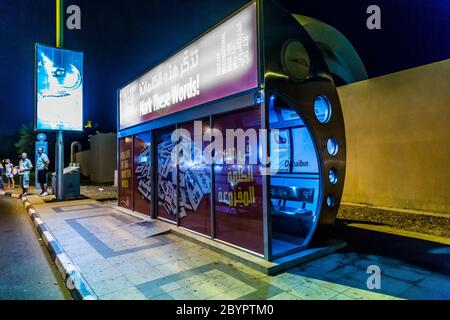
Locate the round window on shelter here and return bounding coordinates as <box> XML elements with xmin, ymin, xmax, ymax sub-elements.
<box><xmin>327</xmin><ymin>137</ymin><xmax>339</xmax><ymax>156</ymax></box>
<box><xmin>314</xmin><ymin>95</ymin><xmax>332</xmax><ymax>124</ymax></box>
<box><xmin>326</xmin><ymin>195</ymin><xmax>336</xmax><ymax>208</ymax></box>
<box><xmin>329</xmin><ymin>168</ymin><xmax>338</xmax><ymax>185</ymax></box>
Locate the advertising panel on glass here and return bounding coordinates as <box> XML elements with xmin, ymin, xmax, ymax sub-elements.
<box><xmin>156</xmin><ymin>126</ymin><xmax>178</xmax><ymax>222</ymax></box>
<box><xmin>133</xmin><ymin>133</ymin><xmax>152</xmax><ymax>216</ymax></box>
<box><xmin>119</xmin><ymin>137</ymin><xmax>133</xmax><ymax>210</ymax></box>
<box><xmin>177</xmin><ymin>120</ymin><xmax>212</xmax><ymax>236</ymax></box>
<box><xmin>213</xmin><ymin>107</ymin><xmax>264</xmax><ymax>254</ymax></box>
<box><xmin>119</xmin><ymin>2</ymin><xmax>258</xmax><ymax>130</ymax></box>
<box><xmin>35</xmin><ymin>44</ymin><xmax>83</xmax><ymax>131</ymax></box>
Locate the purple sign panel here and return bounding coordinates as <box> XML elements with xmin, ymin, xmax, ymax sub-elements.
<box><xmin>119</xmin><ymin>3</ymin><xmax>258</xmax><ymax>130</ymax></box>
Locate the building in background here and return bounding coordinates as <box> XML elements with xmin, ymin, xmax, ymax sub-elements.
<box><xmin>75</xmin><ymin>132</ymin><xmax>117</xmax><ymax>183</ymax></box>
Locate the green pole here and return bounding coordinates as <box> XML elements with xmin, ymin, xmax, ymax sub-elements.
<box><xmin>56</xmin><ymin>0</ymin><xmax>64</xmax><ymax>47</ymax></box>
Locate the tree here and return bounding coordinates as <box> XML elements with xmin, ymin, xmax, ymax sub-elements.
<box><xmin>15</xmin><ymin>123</ymin><xmax>35</xmax><ymax>156</ymax></box>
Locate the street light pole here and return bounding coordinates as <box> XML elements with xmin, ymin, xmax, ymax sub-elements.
<box><xmin>55</xmin><ymin>0</ymin><xmax>64</xmax><ymax>200</ymax></box>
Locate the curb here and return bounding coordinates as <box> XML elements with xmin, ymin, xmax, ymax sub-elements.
<box><xmin>0</xmin><ymin>190</ymin><xmax>97</xmax><ymax>300</ymax></box>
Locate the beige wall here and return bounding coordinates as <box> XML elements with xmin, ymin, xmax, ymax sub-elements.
<box><xmin>74</xmin><ymin>150</ymin><xmax>91</xmax><ymax>177</ymax></box>
<box><xmin>74</xmin><ymin>133</ymin><xmax>117</xmax><ymax>183</ymax></box>
<box><xmin>338</xmin><ymin>59</ymin><xmax>450</xmax><ymax>214</ymax></box>
<box><xmin>90</xmin><ymin>133</ymin><xmax>117</xmax><ymax>183</ymax></box>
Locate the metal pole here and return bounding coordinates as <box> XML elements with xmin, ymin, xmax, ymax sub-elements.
<box><xmin>55</xmin><ymin>0</ymin><xmax>64</xmax><ymax>200</ymax></box>
<box><xmin>56</xmin><ymin>0</ymin><xmax>64</xmax><ymax>48</ymax></box>
<box><xmin>56</xmin><ymin>131</ymin><xmax>64</xmax><ymax>200</ymax></box>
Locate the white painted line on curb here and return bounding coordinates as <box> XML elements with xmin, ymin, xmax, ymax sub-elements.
<box><xmin>42</xmin><ymin>231</ymin><xmax>55</xmax><ymax>246</ymax></box>
<box><xmin>55</xmin><ymin>253</ymin><xmax>76</xmax><ymax>278</ymax></box>
<box><xmin>33</xmin><ymin>217</ymin><xmax>44</xmax><ymax>228</ymax></box>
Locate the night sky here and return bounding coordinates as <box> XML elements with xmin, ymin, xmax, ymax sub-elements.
<box><xmin>1</xmin><ymin>0</ymin><xmax>449</xmax><ymax>137</ymax></box>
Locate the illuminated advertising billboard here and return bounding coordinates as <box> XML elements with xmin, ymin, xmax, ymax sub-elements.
<box><xmin>119</xmin><ymin>2</ymin><xmax>258</xmax><ymax>130</ymax></box>
<box><xmin>35</xmin><ymin>44</ymin><xmax>83</xmax><ymax>131</ymax></box>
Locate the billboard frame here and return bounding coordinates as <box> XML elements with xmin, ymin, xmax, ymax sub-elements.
<box><xmin>117</xmin><ymin>0</ymin><xmax>261</xmax><ymax>132</ymax></box>
<box><xmin>34</xmin><ymin>42</ymin><xmax>85</xmax><ymax>133</ymax></box>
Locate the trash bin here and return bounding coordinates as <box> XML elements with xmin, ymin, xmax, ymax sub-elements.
<box><xmin>52</xmin><ymin>166</ymin><xmax>81</xmax><ymax>199</ymax></box>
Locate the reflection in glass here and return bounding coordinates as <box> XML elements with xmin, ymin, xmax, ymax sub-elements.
<box><xmin>178</xmin><ymin>120</ymin><xmax>212</xmax><ymax>236</ymax></box>
<box><xmin>156</xmin><ymin>126</ymin><xmax>177</xmax><ymax>222</ymax></box>
<box><xmin>133</xmin><ymin>133</ymin><xmax>152</xmax><ymax>216</ymax></box>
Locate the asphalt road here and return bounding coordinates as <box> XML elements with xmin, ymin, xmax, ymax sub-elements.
<box><xmin>0</xmin><ymin>196</ymin><xmax>71</xmax><ymax>300</ymax></box>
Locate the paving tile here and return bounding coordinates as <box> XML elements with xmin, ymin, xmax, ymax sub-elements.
<box><xmin>208</xmin><ymin>285</ymin><xmax>257</xmax><ymax>300</ymax></box>
<box><xmin>112</xmin><ymin>258</ymin><xmax>152</xmax><ymax>275</ymax></box>
<box><xmin>160</xmin><ymin>281</ymin><xmax>184</xmax><ymax>293</ymax></box>
<box><xmin>61</xmin><ymin>244</ymin><xmax>97</xmax><ymax>257</ymax></box>
<box><xmin>168</xmin><ymin>287</ymin><xmax>200</xmax><ymax>300</ymax></box>
<box><xmin>410</xmin><ymin>277</ymin><xmax>450</xmax><ymax>299</ymax></box>
<box><xmin>378</xmin><ymin>265</ymin><xmax>429</xmax><ymax>283</ymax></box>
<box><xmin>339</xmin><ymin>287</ymin><xmax>397</xmax><ymax>300</ymax></box>
<box><xmin>65</xmin><ymin>245</ymin><xmax>99</xmax><ymax>259</ymax></box>
<box><xmin>31</xmin><ymin>198</ymin><xmax>448</xmax><ymax>301</ymax></box>
<box><xmin>153</xmin><ymin>260</ymin><xmax>191</xmax><ymax>276</ymax></box>
<box><xmin>375</xmin><ymin>276</ymin><xmax>417</xmax><ymax>297</ymax></box>
<box><xmin>123</xmin><ymin>268</ymin><xmax>165</xmax><ymax>286</ymax></box>
<box><xmin>287</xmin><ymin>280</ymin><xmax>342</xmax><ymax>300</ymax></box>
<box><xmin>152</xmin><ymin>293</ymin><xmax>174</xmax><ymax>300</ymax></box>
<box><xmin>201</xmin><ymin>270</ymin><xmax>247</xmax><ymax>292</ymax></box>
<box><xmin>134</xmin><ymin>247</ymin><xmax>164</xmax><ymax>260</ymax></box>
<box><xmin>137</xmin><ymin>284</ymin><xmax>167</xmax><ymax>299</ymax></box>
<box><xmin>224</xmin><ymin>260</ymin><xmax>267</xmax><ymax>279</ymax></box>
<box><xmin>305</xmin><ymin>277</ymin><xmax>350</xmax><ymax>294</ymax></box>
<box><xmin>71</xmin><ymin>253</ymin><xmax>107</xmax><ymax>270</ymax></box>
<box><xmin>263</xmin><ymin>272</ymin><xmax>308</xmax><ymax>291</ymax></box>
<box><xmin>90</xmin><ymin>276</ymin><xmax>133</xmax><ymax>297</ymax></box>
<box><xmin>240</xmin><ymin>284</ymin><xmax>284</xmax><ymax>300</ymax></box>
<box><xmin>82</xmin><ymin>264</ymin><xmax>122</xmax><ymax>282</ymax></box>
<box><xmin>329</xmin><ymin>293</ymin><xmax>356</xmax><ymax>300</ymax></box>
<box><xmin>144</xmin><ymin>252</ymin><xmax>180</xmax><ymax>267</ymax></box>
<box><xmin>107</xmin><ymin>252</ymin><xmax>147</xmax><ymax>266</ymax></box>
<box><xmin>188</xmin><ymin>282</ymin><xmax>229</xmax><ymax>300</ymax></box>
<box><xmin>268</xmin><ymin>291</ymin><xmax>302</xmax><ymax>300</ymax></box>
<box><xmin>77</xmin><ymin>258</ymin><xmax>114</xmax><ymax>272</ymax></box>
<box><xmin>182</xmin><ymin>255</ymin><xmax>218</xmax><ymax>269</ymax></box>
<box><xmin>100</xmin><ymin>287</ymin><xmax>148</xmax><ymax>300</ymax></box>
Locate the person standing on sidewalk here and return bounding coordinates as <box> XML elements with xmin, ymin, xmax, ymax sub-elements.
<box><xmin>36</xmin><ymin>147</ymin><xmax>50</xmax><ymax>196</ymax></box>
<box><xmin>0</xmin><ymin>161</ymin><xmax>4</xmax><ymax>190</ymax></box>
<box><xmin>19</xmin><ymin>153</ymin><xmax>33</xmax><ymax>197</ymax></box>
<box><xmin>4</xmin><ymin>159</ymin><xmax>15</xmax><ymax>189</ymax></box>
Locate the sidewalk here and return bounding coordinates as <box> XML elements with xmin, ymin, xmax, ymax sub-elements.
<box><xmin>2</xmin><ymin>192</ymin><xmax>449</xmax><ymax>300</ymax></box>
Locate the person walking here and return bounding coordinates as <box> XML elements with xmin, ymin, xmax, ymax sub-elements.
<box><xmin>4</xmin><ymin>159</ymin><xmax>15</xmax><ymax>189</ymax></box>
<box><xmin>19</xmin><ymin>153</ymin><xmax>33</xmax><ymax>197</ymax></box>
<box><xmin>36</xmin><ymin>147</ymin><xmax>50</xmax><ymax>196</ymax></box>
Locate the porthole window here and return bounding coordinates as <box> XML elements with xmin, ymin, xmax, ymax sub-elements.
<box><xmin>326</xmin><ymin>195</ymin><xmax>336</xmax><ymax>208</ymax></box>
<box><xmin>314</xmin><ymin>95</ymin><xmax>332</xmax><ymax>124</ymax></box>
<box><xmin>327</xmin><ymin>137</ymin><xmax>339</xmax><ymax>156</ymax></box>
<box><xmin>329</xmin><ymin>169</ymin><xmax>338</xmax><ymax>185</ymax></box>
